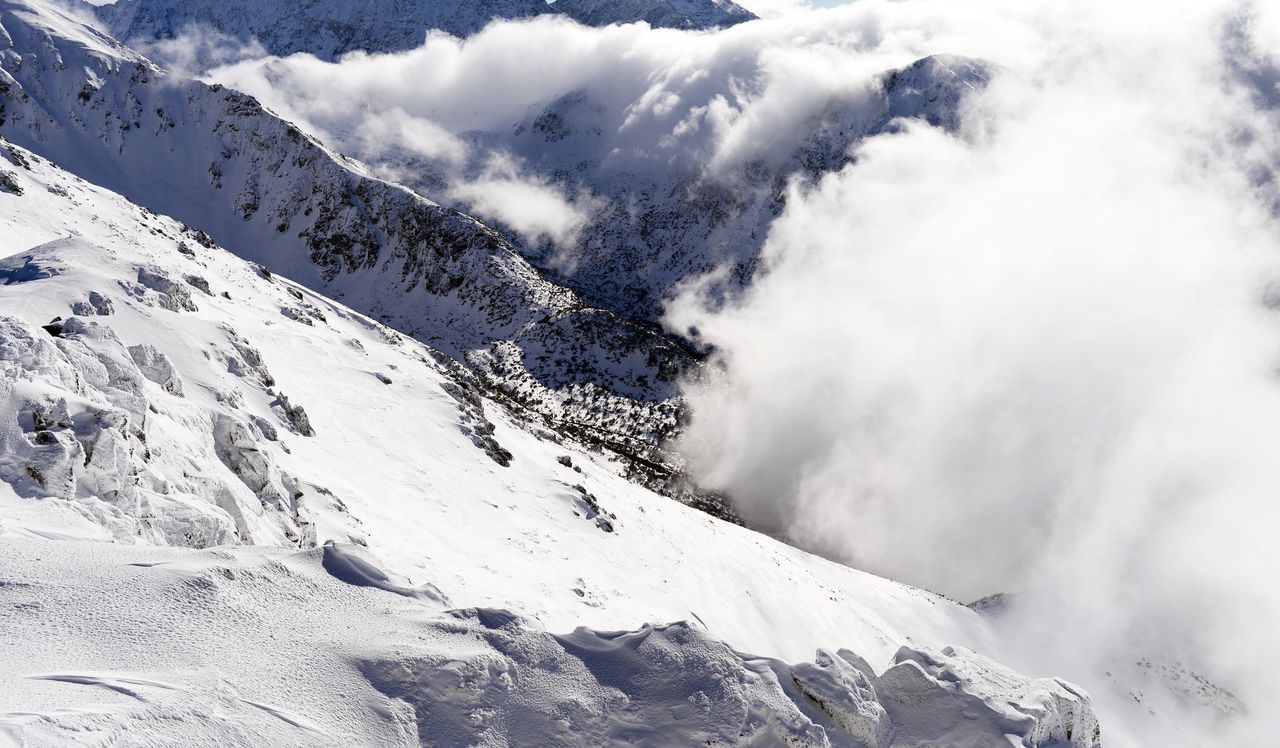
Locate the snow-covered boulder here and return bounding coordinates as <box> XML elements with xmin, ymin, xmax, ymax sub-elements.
<box><xmin>877</xmin><ymin>646</ymin><xmax>1102</xmax><ymax>748</ymax></box>
<box><xmin>128</xmin><ymin>342</ymin><xmax>183</xmax><ymax>396</ymax></box>
<box><xmin>791</xmin><ymin>649</ymin><xmax>892</xmax><ymax>747</ymax></box>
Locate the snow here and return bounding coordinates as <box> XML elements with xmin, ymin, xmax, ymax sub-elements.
<box><xmin>0</xmin><ymin>132</ymin><xmax>1100</xmax><ymax>745</ymax></box>
<box><xmin>0</xmin><ymin>531</ymin><xmax>1097</xmax><ymax>747</ymax></box>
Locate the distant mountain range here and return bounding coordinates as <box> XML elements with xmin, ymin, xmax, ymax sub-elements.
<box><xmin>93</xmin><ymin>0</ymin><xmax>758</xmax><ymax>62</ymax></box>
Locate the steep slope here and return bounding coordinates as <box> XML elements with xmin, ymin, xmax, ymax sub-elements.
<box><xmin>0</xmin><ymin>0</ymin><xmax>699</xmax><ymax>508</ymax></box>
<box><xmin>95</xmin><ymin>0</ymin><xmax>557</xmax><ymax>60</ymax></box>
<box><xmin>553</xmin><ymin>0</ymin><xmax>756</xmax><ymax>30</ymax></box>
<box><xmin>0</xmin><ymin>137</ymin><xmax>1102</xmax><ymax>747</ymax></box>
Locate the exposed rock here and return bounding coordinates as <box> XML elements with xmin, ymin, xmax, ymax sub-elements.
<box><xmin>70</xmin><ymin>290</ymin><xmax>114</xmax><ymax>316</ymax></box>
<box><xmin>183</xmin><ymin>274</ymin><xmax>212</xmax><ymax>295</ymax></box>
<box><xmin>0</xmin><ymin>167</ymin><xmax>21</xmax><ymax>194</ymax></box>
<box><xmin>98</xmin><ymin>0</ymin><xmax>557</xmax><ymax>64</ymax></box>
<box><xmin>273</xmin><ymin>392</ymin><xmax>314</xmax><ymax>437</ymax></box>
<box><xmin>555</xmin><ymin>0</ymin><xmax>756</xmax><ymax>29</ymax></box>
<box><xmin>571</xmin><ymin>483</ymin><xmax>615</xmax><ymax>532</ymax></box>
<box><xmin>212</xmin><ymin>413</ymin><xmax>314</xmax><ymax>546</ymax></box>
<box><xmin>133</xmin><ymin>266</ymin><xmax>198</xmax><ymax>312</ymax></box>
<box><xmin>219</xmin><ymin>324</ymin><xmax>275</xmax><ymax>387</ymax></box>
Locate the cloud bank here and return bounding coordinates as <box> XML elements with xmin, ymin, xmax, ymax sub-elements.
<box><xmin>667</xmin><ymin>0</ymin><xmax>1280</xmax><ymax>740</ymax></box>
<box><xmin>204</xmin><ymin>6</ymin><xmax>1033</xmax><ymax>255</ymax></box>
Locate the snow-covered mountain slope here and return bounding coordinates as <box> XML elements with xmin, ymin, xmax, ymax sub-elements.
<box><xmin>0</xmin><ymin>0</ymin><xmax>702</xmax><ymax>509</ymax></box>
<box><xmin>554</xmin><ymin>0</ymin><xmax>756</xmax><ymax>30</ymax></box>
<box><xmin>95</xmin><ymin>0</ymin><xmax>557</xmax><ymax>61</ymax></box>
<box><xmin>0</xmin><ymin>138</ymin><xmax>1102</xmax><ymax>746</ymax></box>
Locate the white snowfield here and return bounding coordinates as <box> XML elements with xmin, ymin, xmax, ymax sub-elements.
<box><xmin>0</xmin><ymin>139</ymin><xmax>1101</xmax><ymax>745</ymax></box>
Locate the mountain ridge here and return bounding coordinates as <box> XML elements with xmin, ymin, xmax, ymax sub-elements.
<box><xmin>92</xmin><ymin>0</ymin><xmax>758</xmax><ymax>64</ymax></box>
<box><xmin>1</xmin><ymin>0</ymin><xmax>710</xmax><ymax>514</ymax></box>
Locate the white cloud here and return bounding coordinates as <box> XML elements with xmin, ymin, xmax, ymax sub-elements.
<box><xmin>667</xmin><ymin>1</ymin><xmax>1280</xmax><ymax>739</ymax></box>
<box><xmin>141</xmin><ymin>24</ymin><xmax>269</xmax><ymax>79</ymax></box>
<box><xmin>451</xmin><ymin>153</ymin><xmax>602</xmax><ymax>256</ymax></box>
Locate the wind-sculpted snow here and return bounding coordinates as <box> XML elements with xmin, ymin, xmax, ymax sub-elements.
<box><xmin>0</xmin><ymin>534</ymin><xmax>1100</xmax><ymax>747</ymax></box>
<box><xmin>0</xmin><ymin>0</ymin><xmax>703</xmax><ymax>511</ymax></box>
<box><xmin>0</xmin><ymin>243</ymin><xmax>336</xmax><ymax>548</ymax></box>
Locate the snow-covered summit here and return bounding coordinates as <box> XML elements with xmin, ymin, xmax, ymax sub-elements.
<box><xmin>94</xmin><ymin>0</ymin><xmax>558</xmax><ymax>60</ymax></box>
<box><xmin>554</xmin><ymin>0</ymin><xmax>756</xmax><ymax>30</ymax></box>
